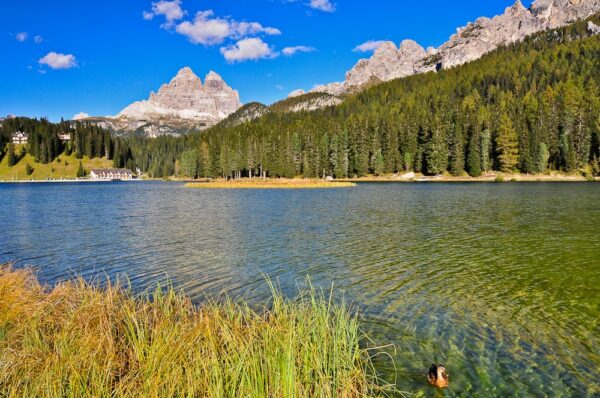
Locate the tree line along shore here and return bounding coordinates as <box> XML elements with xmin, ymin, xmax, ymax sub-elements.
<box><xmin>163</xmin><ymin>16</ymin><xmax>600</xmax><ymax>182</ymax></box>
<box><xmin>2</xmin><ymin>16</ymin><xmax>600</xmax><ymax>183</ymax></box>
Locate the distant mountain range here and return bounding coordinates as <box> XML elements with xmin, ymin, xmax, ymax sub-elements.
<box><xmin>80</xmin><ymin>0</ymin><xmax>600</xmax><ymax>137</ymax></box>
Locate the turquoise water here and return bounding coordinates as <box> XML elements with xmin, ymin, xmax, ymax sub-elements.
<box><xmin>1</xmin><ymin>181</ymin><xmax>599</xmax><ymax>396</ymax></box>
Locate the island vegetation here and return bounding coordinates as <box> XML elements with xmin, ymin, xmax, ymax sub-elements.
<box><xmin>0</xmin><ymin>265</ymin><xmax>390</xmax><ymax>397</ymax></box>
<box><xmin>186</xmin><ymin>178</ymin><xmax>356</xmax><ymax>189</ymax></box>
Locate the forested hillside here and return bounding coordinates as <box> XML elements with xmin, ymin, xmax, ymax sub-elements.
<box><xmin>169</xmin><ymin>15</ymin><xmax>600</xmax><ymax>179</ymax></box>
<box><xmin>3</xmin><ymin>16</ymin><xmax>599</xmax><ymax>180</ymax></box>
<box><xmin>0</xmin><ymin>117</ymin><xmax>135</xmax><ymax>172</ymax></box>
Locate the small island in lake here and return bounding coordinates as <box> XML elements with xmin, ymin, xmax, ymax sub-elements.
<box><xmin>185</xmin><ymin>178</ymin><xmax>356</xmax><ymax>189</ymax></box>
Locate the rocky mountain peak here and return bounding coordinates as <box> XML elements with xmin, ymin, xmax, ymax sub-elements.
<box><xmin>205</xmin><ymin>71</ymin><xmax>223</xmax><ymax>81</ymax></box>
<box><xmin>175</xmin><ymin>66</ymin><xmax>195</xmax><ymax>77</ymax></box>
<box><xmin>170</xmin><ymin>67</ymin><xmax>202</xmax><ymax>86</ymax></box>
<box><xmin>373</xmin><ymin>41</ymin><xmax>398</xmax><ymax>54</ymax></box>
<box><xmin>507</xmin><ymin>0</ymin><xmax>527</xmax><ymax>15</ymax></box>
<box><xmin>399</xmin><ymin>39</ymin><xmax>426</xmax><ymax>57</ymax></box>
<box><xmin>203</xmin><ymin>71</ymin><xmax>231</xmax><ymax>94</ymax></box>
<box><xmin>114</xmin><ymin>67</ymin><xmax>242</xmax><ymax>134</ymax></box>
<box><xmin>345</xmin><ymin>39</ymin><xmax>426</xmax><ymax>88</ymax></box>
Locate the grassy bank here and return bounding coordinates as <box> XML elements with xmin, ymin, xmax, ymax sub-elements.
<box><xmin>0</xmin><ymin>146</ymin><xmax>113</xmax><ymax>181</ymax></box>
<box><xmin>186</xmin><ymin>178</ymin><xmax>357</xmax><ymax>189</ymax></box>
<box><xmin>0</xmin><ymin>266</ymin><xmax>389</xmax><ymax>397</ymax></box>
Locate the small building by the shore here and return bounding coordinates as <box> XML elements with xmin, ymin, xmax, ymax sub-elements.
<box><xmin>90</xmin><ymin>168</ymin><xmax>133</xmax><ymax>181</ymax></box>
<box><xmin>11</xmin><ymin>131</ymin><xmax>29</xmax><ymax>144</ymax></box>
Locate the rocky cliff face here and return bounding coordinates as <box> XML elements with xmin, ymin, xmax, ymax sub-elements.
<box><xmin>345</xmin><ymin>40</ymin><xmax>426</xmax><ymax>88</ymax></box>
<box><xmin>86</xmin><ymin>68</ymin><xmax>242</xmax><ymax>136</ymax></box>
<box><xmin>421</xmin><ymin>1</ymin><xmax>542</xmax><ymax>71</ymax></box>
<box><xmin>118</xmin><ymin>67</ymin><xmax>241</xmax><ymax>122</ymax></box>
<box><xmin>312</xmin><ymin>0</ymin><xmax>600</xmax><ymax>95</ymax></box>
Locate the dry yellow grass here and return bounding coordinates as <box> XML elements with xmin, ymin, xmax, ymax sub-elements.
<box><xmin>186</xmin><ymin>178</ymin><xmax>357</xmax><ymax>189</ymax></box>
<box><xmin>0</xmin><ymin>265</ymin><xmax>391</xmax><ymax>397</ymax></box>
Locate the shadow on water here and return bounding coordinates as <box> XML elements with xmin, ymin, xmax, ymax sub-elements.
<box><xmin>1</xmin><ymin>181</ymin><xmax>599</xmax><ymax>397</ymax></box>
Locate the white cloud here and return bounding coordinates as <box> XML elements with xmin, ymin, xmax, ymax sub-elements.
<box><xmin>220</xmin><ymin>38</ymin><xmax>277</xmax><ymax>63</ymax></box>
<box><xmin>276</xmin><ymin>84</ymin><xmax>284</xmax><ymax>90</ymax></box>
<box><xmin>176</xmin><ymin>10</ymin><xmax>231</xmax><ymax>45</ymax></box>
<box><xmin>73</xmin><ymin>112</ymin><xmax>90</xmax><ymax>120</ymax></box>
<box><xmin>151</xmin><ymin>0</ymin><xmax>184</xmax><ymax>25</ymax></box>
<box><xmin>34</xmin><ymin>35</ymin><xmax>43</xmax><ymax>44</ymax></box>
<box><xmin>143</xmin><ymin>11</ymin><xmax>154</xmax><ymax>20</ymax></box>
<box><xmin>282</xmin><ymin>45</ymin><xmax>315</xmax><ymax>56</ymax></box>
<box><xmin>230</xmin><ymin>21</ymin><xmax>281</xmax><ymax>38</ymax></box>
<box><xmin>175</xmin><ymin>10</ymin><xmax>280</xmax><ymax>46</ymax></box>
<box><xmin>38</xmin><ymin>52</ymin><xmax>78</xmax><ymax>70</ymax></box>
<box><xmin>264</xmin><ymin>27</ymin><xmax>282</xmax><ymax>35</ymax></box>
<box><xmin>353</xmin><ymin>40</ymin><xmax>388</xmax><ymax>53</ymax></box>
<box><xmin>16</xmin><ymin>32</ymin><xmax>28</xmax><ymax>42</ymax></box>
<box><xmin>309</xmin><ymin>0</ymin><xmax>335</xmax><ymax>12</ymax></box>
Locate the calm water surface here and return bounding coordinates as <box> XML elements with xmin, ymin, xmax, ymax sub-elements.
<box><xmin>1</xmin><ymin>181</ymin><xmax>599</xmax><ymax>397</ymax></box>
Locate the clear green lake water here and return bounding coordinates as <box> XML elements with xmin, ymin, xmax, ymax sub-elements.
<box><xmin>0</xmin><ymin>181</ymin><xmax>599</xmax><ymax>397</ymax></box>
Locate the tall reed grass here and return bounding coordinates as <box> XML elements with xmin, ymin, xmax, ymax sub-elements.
<box><xmin>0</xmin><ymin>265</ymin><xmax>390</xmax><ymax>397</ymax></box>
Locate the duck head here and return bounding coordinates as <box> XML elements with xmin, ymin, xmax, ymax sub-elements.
<box><xmin>428</xmin><ymin>364</ymin><xmax>449</xmax><ymax>388</ymax></box>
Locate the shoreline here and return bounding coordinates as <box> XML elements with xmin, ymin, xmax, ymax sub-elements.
<box><xmin>339</xmin><ymin>172</ymin><xmax>598</xmax><ymax>183</ymax></box>
<box><xmin>0</xmin><ymin>179</ymin><xmax>144</xmax><ymax>184</ymax></box>
<box><xmin>1</xmin><ymin>173</ymin><xmax>598</xmax><ymax>185</ymax></box>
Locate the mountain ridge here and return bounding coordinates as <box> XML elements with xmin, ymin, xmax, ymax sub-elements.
<box><xmin>311</xmin><ymin>0</ymin><xmax>600</xmax><ymax>95</ymax></box>
<box><xmin>80</xmin><ymin>0</ymin><xmax>600</xmax><ymax>136</ymax></box>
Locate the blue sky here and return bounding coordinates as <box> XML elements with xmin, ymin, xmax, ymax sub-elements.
<box><xmin>1</xmin><ymin>0</ymin><xmax>533</xmax><ymax>121</ymax></box>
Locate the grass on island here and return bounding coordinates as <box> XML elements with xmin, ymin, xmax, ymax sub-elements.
<box><xmin>0</xmin><ymin>265</ymin><xmax>390</xmax><ymax>397</ymax></box>
<box><xmin>0</xmin><ymin>146</ymin><xmax>113</xmax><ymax>181</ymax></box>
<box><xmin>186</xmin><ymin>178</ymin><xmax>357</xmax><ymax>189</ymax></box>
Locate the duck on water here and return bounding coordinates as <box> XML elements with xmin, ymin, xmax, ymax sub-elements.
<box><xmin>428</xmin><ymin>364</ymin><xmax>449</xmax><ymax>388</ymax></box>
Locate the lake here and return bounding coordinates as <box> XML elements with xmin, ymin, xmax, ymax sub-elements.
<box><xmin>1</xmin><ymin>181</ymin><xmax>599</xmax><ymax>397</ymax></box>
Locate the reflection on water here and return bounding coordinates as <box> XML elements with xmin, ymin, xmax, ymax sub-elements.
<box><xmin>1</xmin><ymin>181</ymin><xmax>599</xmax><ymax>397</ymax></box>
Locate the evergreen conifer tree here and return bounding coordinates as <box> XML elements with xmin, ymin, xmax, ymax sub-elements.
<box><xmin>6</xmin><ymin>143</ymin><xmax>16</xmax><ymax>167</ymax></box>
<box><xmin>496</xmin><ymin>113</ymin><xmax>519</xmax><ymax>172</ymax></box>
<box><xmin>76</xmin><ymin>161</ymin><xmax>85</xmax><ymax>178</ymax></box>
